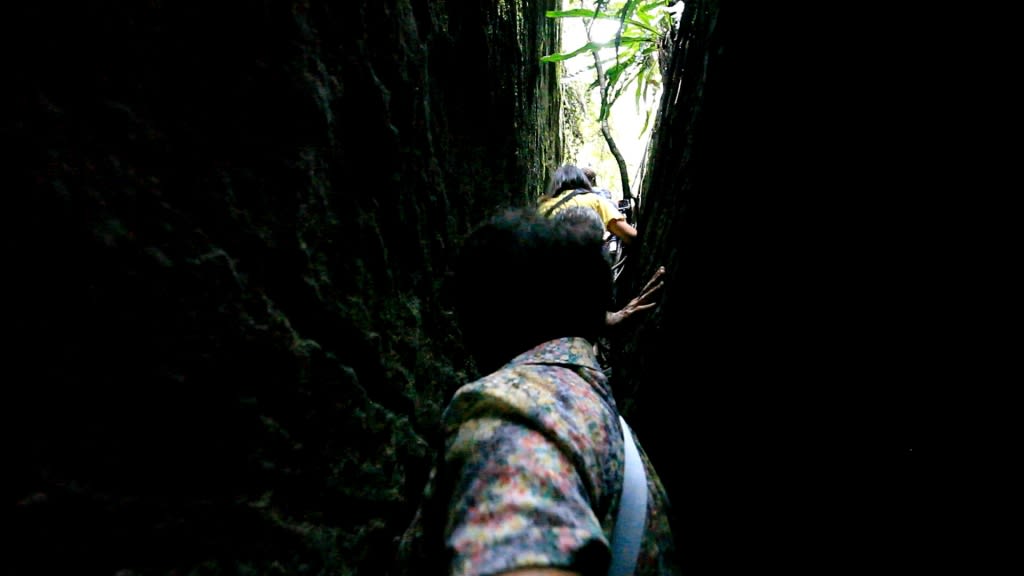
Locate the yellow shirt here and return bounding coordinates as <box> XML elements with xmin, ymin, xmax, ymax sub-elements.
<box><xmin>538</xmin><ymin>191</ymin><xmax>625</xmax><ymax>230</ymax></box>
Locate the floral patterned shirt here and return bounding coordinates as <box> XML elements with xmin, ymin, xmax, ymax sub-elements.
<box><xmin>395</xmin><ymin>337</ymin><xmax>680</xmax><ymax>576</ymax></box>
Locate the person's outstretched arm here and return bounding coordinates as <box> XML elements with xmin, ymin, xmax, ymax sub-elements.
<box><xmin>606</xmin><ymin>266</ymin><xmax>666</xmax><ymax>327</ymax></box>
<box><xmin>606</xmin><ymin>218</ymin><xmax>637</xmax><ymax>245</ymax></box>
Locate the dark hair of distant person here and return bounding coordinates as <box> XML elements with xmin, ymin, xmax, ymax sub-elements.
<box><xmin>543</xmin><ymin>164</ymin><xmax>593</xmax><ymax>199</ymax></box>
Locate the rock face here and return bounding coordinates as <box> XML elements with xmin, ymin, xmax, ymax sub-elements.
<box><xmin>613</xmin><ymin>3</ymin><xmax>913</xmax><ymax>574</ymax></box>
<box><xmin>5</xmin><ymin>1</ymin><xmax>561</xmax><ymax>574</ymax></box>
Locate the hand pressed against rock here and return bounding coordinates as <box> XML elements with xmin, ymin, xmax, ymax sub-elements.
<box><xmin>606</xmin><ymin>266</ymin><xmax>665</xmax><ymax>327</ymax></box>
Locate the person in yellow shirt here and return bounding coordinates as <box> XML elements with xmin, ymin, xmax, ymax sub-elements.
<box><xmin>539</xmin><ymin>164</ymin><xmax>637</xmax><ymax>246</ymax></box>
<box><xmin>538</xmin><ymin>164</ymin><xmax>662</xmax><ymax>329</ymax></box>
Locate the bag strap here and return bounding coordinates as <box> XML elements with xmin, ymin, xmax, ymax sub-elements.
<box><xmin>608</xmin><ymin>416</ymin><xmax>648</xmax><ymax>576</ymax></box>
<box><xmin>542</xmin><ymin>188</ymin><xmax>590</xmax><ymax>218</ymax></box>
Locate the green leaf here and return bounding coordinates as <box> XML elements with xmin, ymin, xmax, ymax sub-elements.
<box><xmin>634</xmin><ymin>66</ymin><xmax>646</xmax><ymax>109</ymax></box>
<box><xmin>542</xmin><ymin>35</ymin><xmax>650</xmax><ymax>63</ymax></box>
<box><xmin>603</xmin><ymin>36</ymin><xmax>650</xmax><ymax>49</ymax></box>
<box><xmin>602</xmin><ymin>45</ymin><xmax>640</xmax><ymax>66</ymax></box>
<box><xmin>545</xmin><ymin>9</ymin><xmax>618</xmax><ymax>20</ymax></box>
<box><xmin>639</xmin><ymin>1</ymin><xmax>668</xmax><ymax>15</ymax></box>
<box><xmin>540</xmin><ymin>41</ymin><xmax>603</xmax><ymax>62</ymax></box>
<box><xmin>618</xmin><ymin>0</ymin><xmax>642</xmax><ymax>36</ymax></box>
<box><xmin>625</xmin><ymin>19</ymin><xmax>661</xmax><ymax>36</ymax></box>
<box><xmin>604</xmin><ymin>60</ymin><xmax>629</xmax><ymax>84</ymax></box>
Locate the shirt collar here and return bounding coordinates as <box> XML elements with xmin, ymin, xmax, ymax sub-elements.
<box><xmin>507</xmin><ymin>336</ymin><xmax>602</xmax><ymax>370</ymax></box>
<box><xmin>504</xmin><ymin>337</ymin><xmax>618</xmax><ymax>409</ymax></box>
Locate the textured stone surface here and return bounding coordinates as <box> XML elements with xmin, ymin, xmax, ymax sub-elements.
<box><xmin>612</xmin><ymin>3</ymin><xmax>913</xmax><ymax>574</ymax></box>
<box><xmin>5</xmin><ymin>1</ymin><xmax>558</xmax><ymax>574</ymax></box>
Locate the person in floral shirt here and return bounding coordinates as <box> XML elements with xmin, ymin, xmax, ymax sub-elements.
<box><xmin>394</xmin><ymin>207</ymin><xmax>680</xmax><ymax>576</ymax></box>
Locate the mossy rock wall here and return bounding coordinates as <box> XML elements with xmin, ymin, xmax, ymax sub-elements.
<box><xmin>5</xmin><ymin>1</ymin><xmax>560</xmax><ymax>574</ymax></box>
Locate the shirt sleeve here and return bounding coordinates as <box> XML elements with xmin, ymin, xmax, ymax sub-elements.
<box><xmin>591</xmin><ymin>196</ymin><xmax>625</xmax><ymax>228</ymax></box>
<box><xmin>443</xmin><ymin>414</ymin><xmax>609</xmax><ymax>576</ymax></box>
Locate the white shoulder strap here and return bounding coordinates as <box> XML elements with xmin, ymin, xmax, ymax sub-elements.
<box><xmin>608</xmin><ymin>416</ymin><xmax>648</xmax><ymax>576</ymax></box>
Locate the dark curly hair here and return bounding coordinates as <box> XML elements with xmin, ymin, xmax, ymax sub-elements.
<box><xmin>453</xmin><ymin>206</ymin><xmax>611</xmax><ymax>374</ymax></box>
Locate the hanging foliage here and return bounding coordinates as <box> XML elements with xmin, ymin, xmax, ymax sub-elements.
<box><xmin>542</xmin><ymin>1</ymin><xmax>680</xmax><ymax>200</ymax></box>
